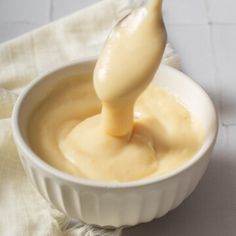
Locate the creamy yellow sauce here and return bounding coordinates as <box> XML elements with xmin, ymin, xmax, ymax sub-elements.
<box><xmin>28</xmin><ymin>75</ymin><xmax>204</xmax><ymax>182</ymax></box>
<box><xmin>28</xmin><ymin>0</ymin><xmax>204</xmax><ymax>182</ymax></box>
<box><xmin>94</xmin><ymin>0</ymin><xmax>166</xmax><ymax>137</ymax></box>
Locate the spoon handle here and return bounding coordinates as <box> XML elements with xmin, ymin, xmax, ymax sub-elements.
<box><xmin>147</xmin><ymin>0</ymin><xmax>163</xmax><ymax>11</ymax></box>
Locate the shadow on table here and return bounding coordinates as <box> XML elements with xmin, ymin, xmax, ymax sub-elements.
<box><xmin>123</xmin><ymin>150</ymin><xmax>236</xmax><ymax>236</ymax></box>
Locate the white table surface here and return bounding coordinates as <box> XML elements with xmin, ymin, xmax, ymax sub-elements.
<box><xmin>0</xmin><ymin>0</ymin><xmax>235</xmax><ymax>235</ymax></box>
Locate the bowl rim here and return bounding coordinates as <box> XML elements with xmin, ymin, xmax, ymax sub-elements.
<box><xmin>12</xmin><ymin>56</ymin><xmax>218</xmax><ymax>189</ymax></box>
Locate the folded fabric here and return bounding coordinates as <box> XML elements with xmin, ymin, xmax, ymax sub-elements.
<box><xmin>0</xmin><ymin>0</ymin><xmax>179</xmax><ymax>235</ymax></box>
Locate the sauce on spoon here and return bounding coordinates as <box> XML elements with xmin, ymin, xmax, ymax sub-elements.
<box><xmin>94</xmin><ymin>0</ymin><xmax>166</xmax><ymax>137</ymax></box>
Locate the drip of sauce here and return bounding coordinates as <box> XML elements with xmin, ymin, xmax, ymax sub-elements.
<box><xmin>94</xmin><ymin>0</ymin><xmax>166</xmax><ymax>137</ymax></box>
<box><xmin>28</xmin><ymin>0</ymin><xmax>204</xmax><ymax>182</ymax></box>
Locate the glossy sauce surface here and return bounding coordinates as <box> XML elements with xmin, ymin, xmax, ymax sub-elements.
<box><xmin>28</xmin><ymin>75</ymin><xmax>204</xmax><ymax>182</ymax></box>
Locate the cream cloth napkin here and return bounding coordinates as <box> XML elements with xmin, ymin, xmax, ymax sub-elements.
<box><xmin>0</xmin><ymin>0</ymin><xmax>179</xmax><ymax>235</ymax></box>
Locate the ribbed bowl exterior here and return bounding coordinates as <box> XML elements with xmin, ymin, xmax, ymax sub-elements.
<box><xmin>12</xmin><ymin>61</ymin><xmax>218</xmax><ymax>227</ymax></box>
<box><xmin>17</xmin><ymin>146</ymin><xmax>212</xmax><ymax>227</ymax></box>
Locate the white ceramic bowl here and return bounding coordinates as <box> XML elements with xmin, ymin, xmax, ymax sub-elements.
<box><xmin>12</xmin><ymin>58</ymin><xmax>218</xmax><ymax>227</ymax></box>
